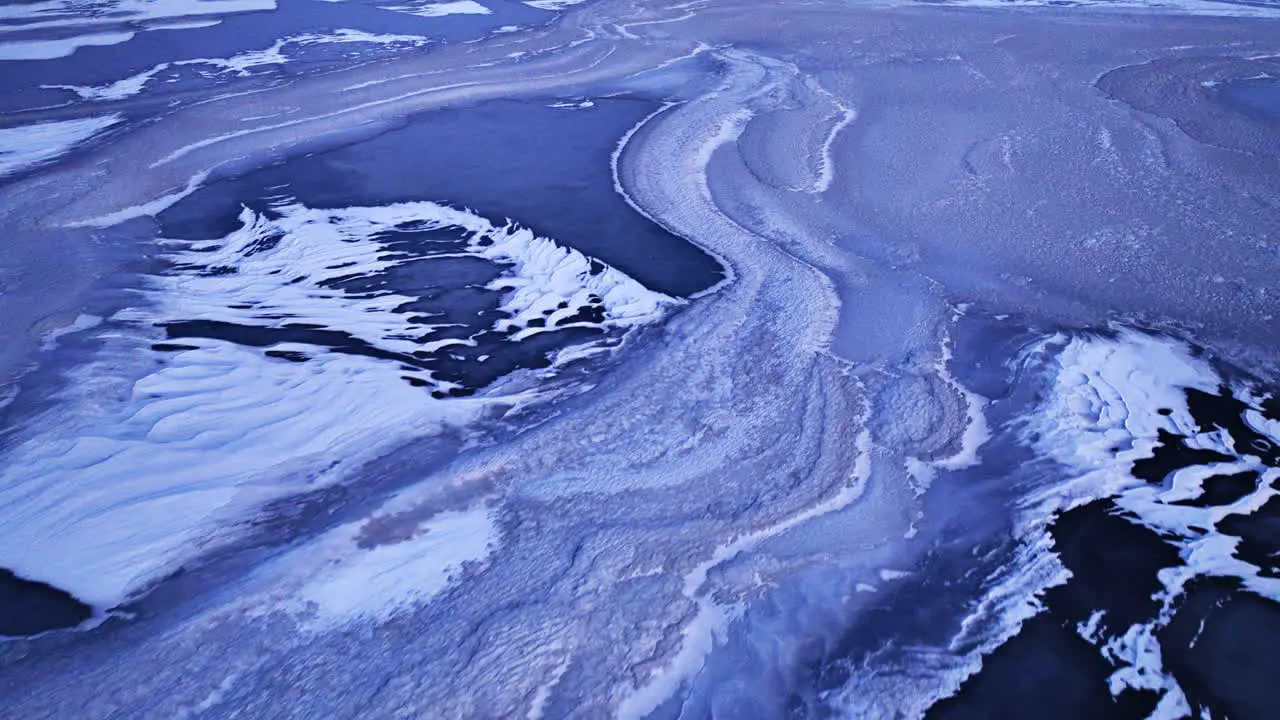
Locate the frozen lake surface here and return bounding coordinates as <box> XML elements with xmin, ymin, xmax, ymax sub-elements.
<box><xmin>0</xmin><ymin>0</ymin><xmax>1278</xmax><ymax>718</ymax></box>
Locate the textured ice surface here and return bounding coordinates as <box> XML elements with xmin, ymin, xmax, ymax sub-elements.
<box><xmin>0</xmin><ymin>0</ymin><xmax>276</xmax><ymax>60</ymax></box>
<box><xmin>524</xmin><ymin>0</ymin><xmax>591</xmax><ymax>10</ymax></box>
<box><xmin>383</xmin><ymin>0</ymin><xmax>493</xmax><ymax>17</ymax></box>
<box><xmin>43</xmin><ymin>30</ymin><xmax>431</xmax><ymax>102</ymax></box>
<box><xmin>1015</xmin><ymin>331</ymin><xmax>1280</xmax><ymax>718</ymax></box>
<box><xmin>293</xmin><ymin>503</ymin><xmax>498</xmax><ymax>627</ymax></box>
<box><xmin>0</xmin><ymin>198</ymin><xmax>671</xmax><ymax>610</ymax></box>
<box><xmin>0</xmin><ymin>0</ymin><xmax>1277</xmax><ymax>717</ymax></box>
<box><xmin>0</xmin><ymin>115</ymin><xmax>121</xmax><ymax>177</ymax></box>
<box><xmin>906</xmin><ymin>0</ymin><xmax>1280</xmax><ymax>17</ymax></box>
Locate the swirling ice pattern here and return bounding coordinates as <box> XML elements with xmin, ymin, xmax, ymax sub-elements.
<box><xmin>0</xmin><ymin>199</ymin><xmax>672</xmax><ymax>610</ymax></box>
<box><xmin>0</xmin><ymin>0</ymin><xmax>1277</xmax><ymax>718</ymax></box>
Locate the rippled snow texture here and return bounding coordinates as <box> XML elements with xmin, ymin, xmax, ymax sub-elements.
<box><xmin>0</xmin><ymin>200</ymin><xmax>672</xmax><ymax>610</ymax></box>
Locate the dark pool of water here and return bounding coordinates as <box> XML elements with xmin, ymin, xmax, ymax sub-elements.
<box><xmin>159</xmin><ymin>96</ymin><xmax>724</xmax><ymax>298</ymax></box>
<box><xmin>0</xmin><ymin>568</ymin><xmax>92</xmax><ymax>637</ymax></box>
<box><xmin>150</xmin><ymin>96</ymin><xmax>723</xmax><ymax>397</ymax></box>
<box><xmin>926</xmin><ymin>376</ymin><xmax>1280</xmax><ymax>720</ymax></box>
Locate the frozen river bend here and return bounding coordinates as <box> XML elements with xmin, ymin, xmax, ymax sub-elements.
<box><xmin>1</xmin><ymin>0</ymin><xmax>1279</xmax><ymax>717</ymax></box>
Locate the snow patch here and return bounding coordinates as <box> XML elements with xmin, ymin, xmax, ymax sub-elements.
<box><xmin>296</xmin><ymin>504</ymin><xmax>498</xmax><ymax>626</ymax></box>
<box><xmin>0</xmin><ymin>199</ymin><xmax>670</xmax><ymax>611</ymax></box>
<box><xmin>0</xmin><ymin>31</ymin><xmax>136</xmax><ymax>60</ymax></box>
<box><xmin>0</xmin><ymin>115</ymin><xmax>122</xmax><ymax>178</ymax></box>
<box><xmin>1018</xmin><ymin>329</ymin><xmax>1280</xmax><ymax>714</ymax></box>
<box><xmin>524</xmin><ymin>0</ymin><xmax>591</xmax><ymax>10</ymax></box>
<box><xmin>382</xmin><ymin>0</ymin><xmax>492</xmax><ymax>17</ymax></box>
<box><xmin>173</xmin><ymin>201</ymin><xmax>675</xmax><ymax>351</ymax></box>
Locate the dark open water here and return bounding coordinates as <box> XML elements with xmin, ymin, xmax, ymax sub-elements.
<box><xmin>157</xmin><ymin>97</ymin><xmax>723</xmax><ymax>298</ymax></box>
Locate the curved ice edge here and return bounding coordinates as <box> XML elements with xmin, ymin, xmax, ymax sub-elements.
<box><xmin>904</xmin><ymin>318</ymin><xmax>993</xmax><ymax>501</ymax></box>
<box><xmin>610</xmin><ymin>99</ymin><xmax>736</xmax><ymax>301</ymax></box>
<box><xmin>965</xmin><ymin>327</ymin><xmax>1279</xmax><ymax>719</ymax></box>
<box><xmin>71</xmin><ymin>171</ymin><xmax>210</xmax><ymax>229</ymax></box>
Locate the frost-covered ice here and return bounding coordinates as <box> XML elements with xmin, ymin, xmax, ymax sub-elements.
<box><xmin>887</xmin><ymin>0</ymin><xmax>1280</xmax><ymax>17</ymax></box>
<box><xmin>0</xmin><ymin>0</ymin><xmax>276</xmax><ymax>60</ymax></box>
<box><xmin>382</xmin><ymin>0</ymin><xmax>493</xmax><ymax>17</ymax></box>
<box><xmin>904</xmin><ymin>328</ymin><xmax>992</xmax><ymax>496</ymax></box>
<box><xmin>293</xmin><ymin>503</ymin><xmax>498</xmax><ymax>627</ymax></box>
<box><xmin>44</xmin><ymin>30</ymin><xmax>431</xmax><ymax>102</ymax></box>
<box><xmin>524</xmin><ymin>0</ymin><xmax>592</xmax><ymax>10</ymax></box>
<box><xmin>0</xmin><ymin>0</ymin><xmax>274</xmax><ymax>27</ymax></box>
<box><xmin>0</xmin><ymin>199</ymin><xmax>671</xmax><ymax>610</ymax></box>
<box><xmin>0</xmin><ymin>0</ymin><xmax>1277</xmax><ymax>716</ymax></box>
<box><xmin>0</xmin><ymin>115</ymin><xmax>122</xmax><ymax>177</ymax></box>
<box><xmin>618</xmin><ymin>426</ymin><xmax>874</xmax><ymax>720</ymax></box>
